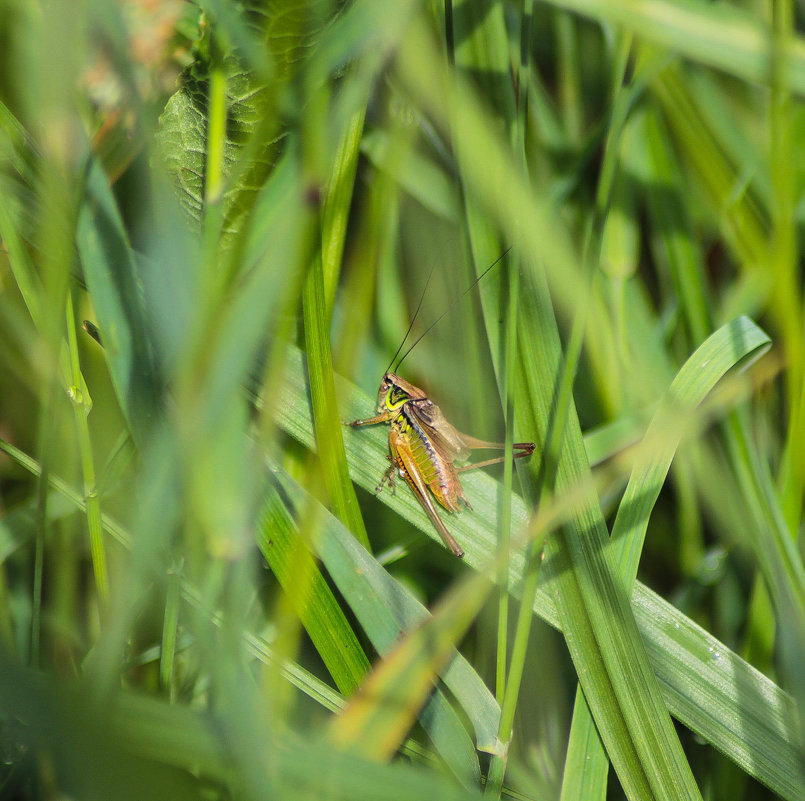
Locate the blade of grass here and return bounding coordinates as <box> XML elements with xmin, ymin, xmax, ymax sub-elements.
<box><xmin>546</xmin><ymin>27</ymin><xmax>639</xmax><ymax>801</ymax></box>
<box><xmin>64</xmin><ymin>290</ymin><xmax>109</xmax><ymax>609</ymax></box>
<box><xmin>610</xmin><ymin>317</ymin><xmax>771</xmax><ymax>581</ymax></box>
<box><xmin>403</xmin><ymin>20</ymin><xmax>700</xmax><ymax>800</ymax></box>
<box><xmin>559</xmin><ymin>691</ymin><xmax>607</xmax><ymax>801</ymax></box>
<box><xmin>302</xmin><ymin>249</ymin><xmax>370</xmax><ymax>546</ymax></box>
<box><xmin>322</xmin><ymin>108</ymin><xmax>366</xmax><ymax>314</ymax></box>
<box><xmin>327</xmin><ymin>562</ymin><xmax>494</xmax><ymax>764</ymax></box>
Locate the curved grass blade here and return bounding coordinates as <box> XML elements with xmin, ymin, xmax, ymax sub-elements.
<box><xmin>324</xmin><ymin>544</ymin><xmax>500</xmax><ymax>770</ymax></box>
<box><xmin>562</xmin><ymin>317</ymin><xmax>772</xmax><ymax>799</ymax></box>
<box><xmin>610</xmin><ymin>316</ymin><xmax>771</xmax><ymax>581</ymax></box>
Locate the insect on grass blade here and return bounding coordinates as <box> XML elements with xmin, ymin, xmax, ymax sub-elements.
<box><xmin>347</xmin><ymin>250</ymin><xmax>534</xmax><ymax>557</ymax></box>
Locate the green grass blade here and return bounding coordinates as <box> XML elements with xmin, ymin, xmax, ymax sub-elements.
<box><xmin>327</xmin><ymin>555</ymin><xmax>494</xmax><ymax>769</ymax></box>
<box><xmin>322</xmin><ymin>108</ymin><xmax>367</xmax><ymax>313</ymax></box>
<box><xmin>258</xmin><ymin>485</ymin><xmax>370</xmax><ymax>696</ymax></box>
<box><xmin>559</xmin><ymin>691</ymin><xmax>608</xmax><ymax>801</ymax></box>
<box><xmin>302</xmin><ymin>251</ymin><xmax>370</xmax><ymax>546</ymax></box>
<box><xmin>64</xmin><ymin>290</ymin><xmax>109</xmax><ymax>608</ymax></box>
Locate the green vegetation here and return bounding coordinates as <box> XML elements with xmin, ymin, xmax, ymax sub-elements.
<box><xmin>0</xmin><ymin>1</ymin><xmax>803</xmax><ymax>799</ymax></box>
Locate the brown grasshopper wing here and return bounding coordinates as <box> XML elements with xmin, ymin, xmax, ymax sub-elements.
<box><xmin>410</xmin><ymin>398</ymin><xmax>534</xmax><ymax>461</ymax></box>
<box><xmin>389</xmin><ymin>425</ymin><xmax>465</xmax><ymax>557</ymax></box>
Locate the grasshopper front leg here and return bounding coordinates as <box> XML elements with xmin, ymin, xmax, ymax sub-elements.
<box><xmin>346</xmin><ymin>411</ymin><xmax>397</xmax><ymax>492</ymax></box>
<box><xmin>347</xmin><ymin>410</ymin><xmax>395</xmax><ymax>427</ymax></box>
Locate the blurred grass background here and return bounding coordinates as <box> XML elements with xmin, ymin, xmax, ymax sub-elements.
<box><xmin>0</xmin><ymin>0</ymin><xmax>804</xmax><ymax>799</ymax></box>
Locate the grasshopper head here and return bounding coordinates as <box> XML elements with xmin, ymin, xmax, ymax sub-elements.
<box><xmin>377</xmin><ymin>372</ymin><xmax>426</xmax><ymax>413</ymax></box>
<box><xmin>377</xmin><ymin>373</ymin><xmax>405</xmax><ymax>413</ymax></box>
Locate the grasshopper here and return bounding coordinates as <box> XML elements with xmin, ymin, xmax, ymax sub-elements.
<box><xmin>347</xmin><ymin>254</ymin><xmax>535</xmax><ymax>558</ymax></box>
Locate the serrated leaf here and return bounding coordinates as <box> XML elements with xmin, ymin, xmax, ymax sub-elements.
<box><xmin>155</xmin><ymin>0</ymin><xmax>337</xmax><ymax>235</ymax></box>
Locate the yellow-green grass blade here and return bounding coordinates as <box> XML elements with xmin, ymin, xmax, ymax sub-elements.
<box><xmin>322</xmin><ymin>108</ymin><xmax>367</xmax><ymax>314</ymax></box>
<box><xmin>555</xmin><ymin>30</ymin><xmax>642</xmax><ymax>801</ymax></box>
<box><xmin>563</xmin><ymin>317</ymin><xmax>771</xmax><ymax>799</ymax></box>
<box><xmin>302</xmin><ymin>248</ymin><xmax>370</xmax><ymax>546</ymax></box>
<box><xmin>559</xmin><ymin>692</ymin><xmax>607</xmax><ymax>801</ymax></box>
<box><xmin>272</xmin><ymin>494</ymin><xmax>484</xmax><ymax>788</ymax></box>
<box><xmin>327</xmin><ymin>561</ymin><xmax>493</xmax><ymax>766</ymax></box>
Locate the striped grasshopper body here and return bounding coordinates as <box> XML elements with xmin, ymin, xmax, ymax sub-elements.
<box><xmin>348</xmin><ymin>372</ymin><xmax>535</xmax><ymax>557</ymax></box>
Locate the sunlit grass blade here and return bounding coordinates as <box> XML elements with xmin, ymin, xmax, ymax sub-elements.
<box><xmin>302</xmin><ymin>250</ymin><xmax>370</xmax><ymax>545</ymax></box>
<box><xmin>559</xmin><ymin>692</ymin><xmax>607</xmax><ymax>801</ymax></box>
<box><xmin>611</xmin><ymin>317</ymin><xmax>771</xmax><ymax>582</ymax></box>
<box><xmin>561</xmin><ymin>316</ymin><xmax>771</xmax><ymax>799</ymax></box>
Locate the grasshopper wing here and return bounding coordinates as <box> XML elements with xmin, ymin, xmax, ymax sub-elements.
<box><xmin>410</xmin><ymin>398</ymin><xmax>524</xmax><ymax>459</ymax></box>
<box><xmin>408</xmin><ymin>399</ymin><xmax>473</xmax><ymax>462</ymax></box>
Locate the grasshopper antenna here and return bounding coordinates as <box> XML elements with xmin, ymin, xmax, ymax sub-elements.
<box><xmin>392</xmin><ymin>247</ymin><xmax>512</xmax><ymax>373</ymax></box>
<box><xmin>383</xmin><ymin>260</ymin><xmax>438</xmax><ymax>375</ymax></box>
